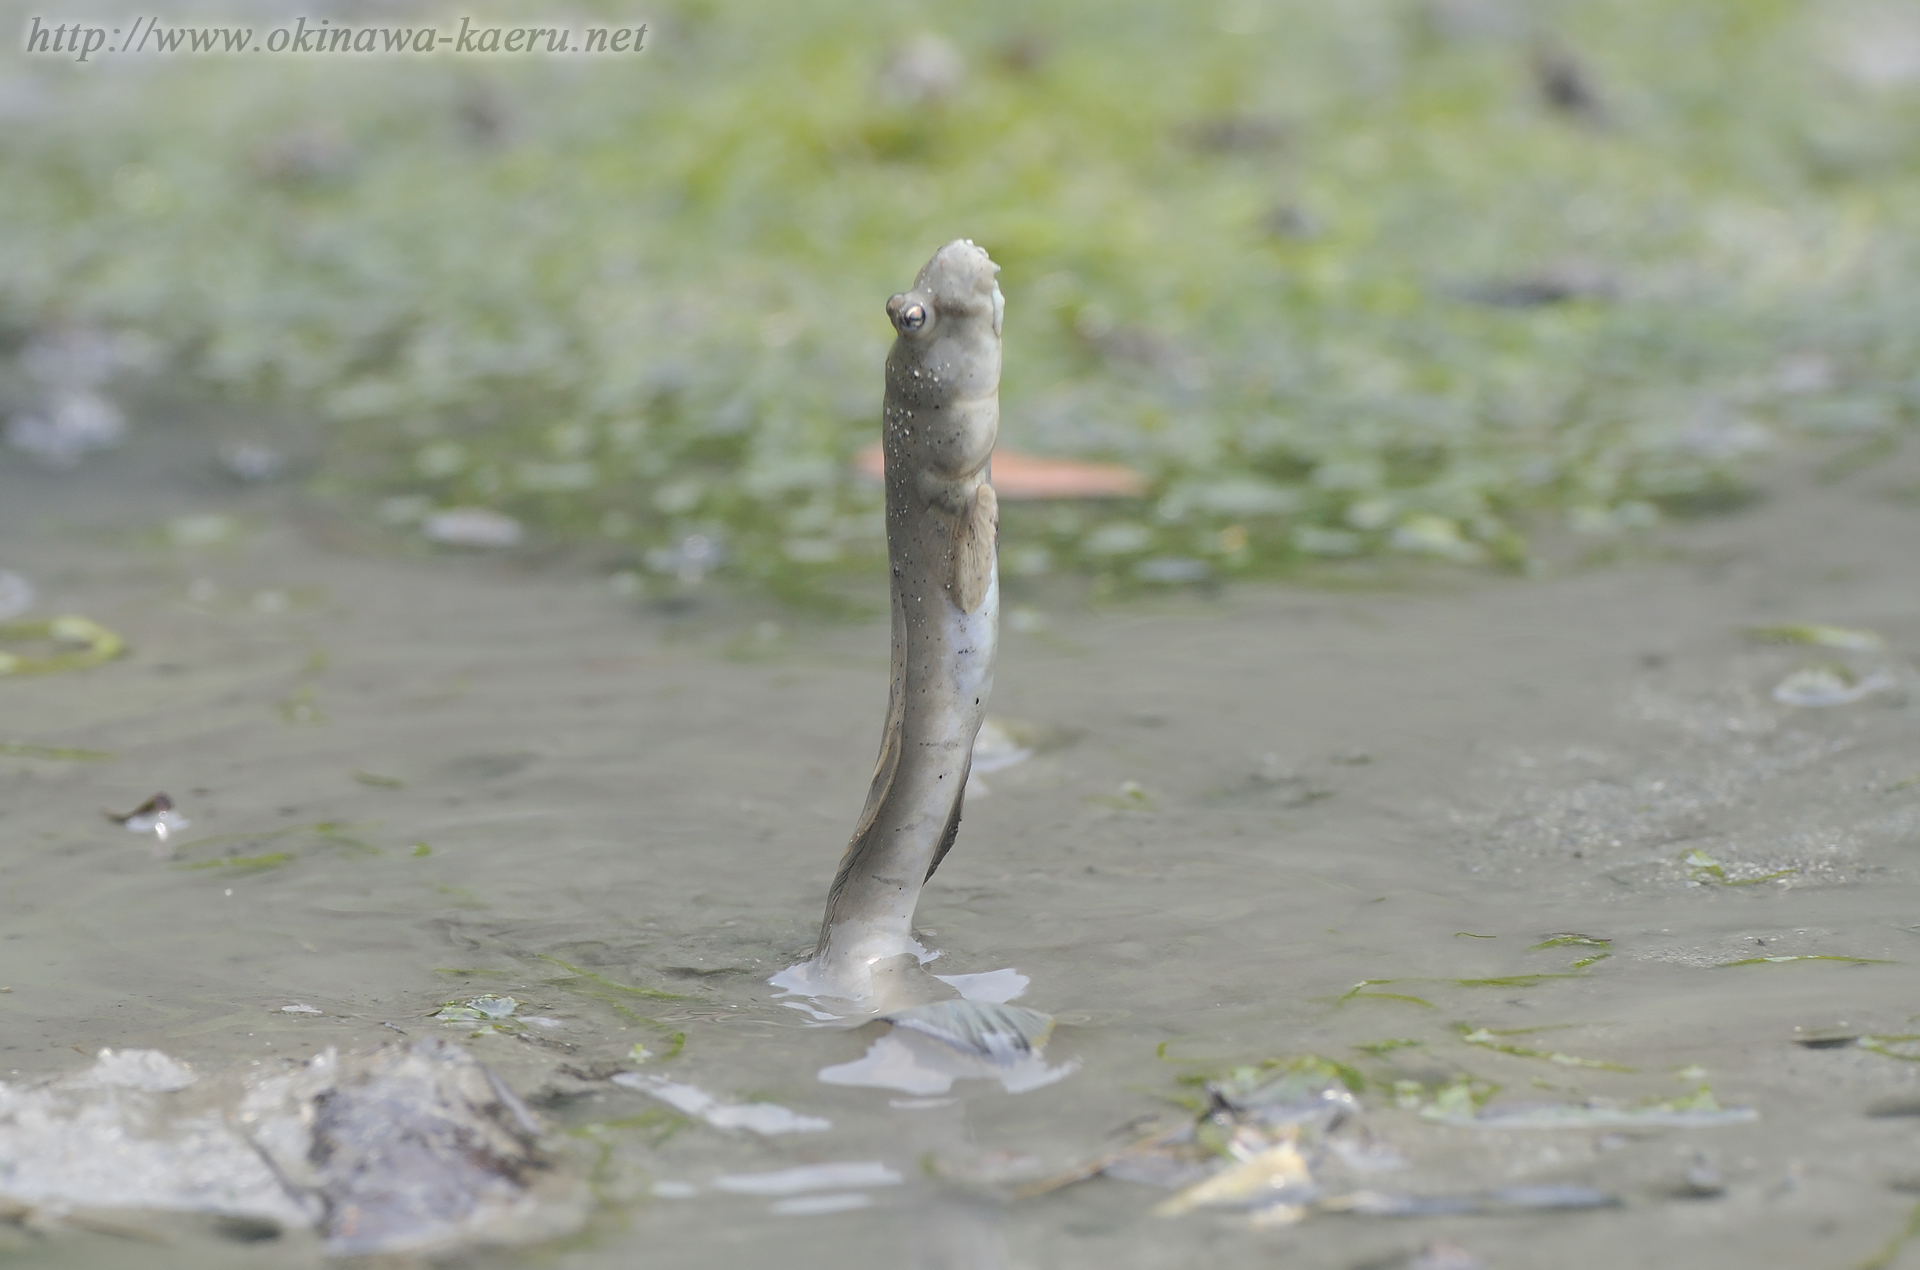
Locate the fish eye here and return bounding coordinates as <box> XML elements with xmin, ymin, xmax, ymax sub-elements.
<box><xmin>897</xmin><ymin>303</ymin><xmax>927</xmax><ymax>332</ymax></box>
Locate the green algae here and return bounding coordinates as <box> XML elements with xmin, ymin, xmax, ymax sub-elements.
<box><xmin>313</xmin><ymin>822</ymin><xmax>381</xmax><ymax>855</ymax></box>
<box><xmin>0</xmin><ymin>742</ymin><xmax>113</xmax><ymax>760</ymax></box>
<box><xmin>1683</xmin><ymin>849</ymin><xmax>1727</xmax><ymax>880</ymax></box>
<box><xmin>8</xmin><ymin>4</ymin><xmax>1920</xmax><ymax>597</ymax></box>
<box><xmin>180</xmin><ymin>852</ymin><xmax>295</xmax><ymax>872</ymax></box>
<box><xmin>169</xmin><ymin>821</ymin><xmax>381</xmax><ymax>867</ymax></box>
<box><xmin>1744</xmin><ymin>623</ymin><xmax>1885</xmax><ymax>650</ymax></box>
<box><xmin>1427</xmin><ymin>1084</ymin><xmax>1755</xmax><ymax>1129</ymax></box>
<box><xmin>1859</xmin><ymin>1199</ymin><xmax>1920</xmax><ymax>1270</ymax></box>
<box><xmin>1418</xmin><ymin>1078</ymin><xmax>1504</xmax><ymax>1121</ymax></box>
<box><xmin>278</xmin><ymin>684</ymin><xmax>324</xmax><ymax>725</ymax></box>
<box><xmin>0</xmin><ymin>618</ymin><xmax>126</xmax><ymax>676</ymax></box>
<box><xmin>531</xmin><ymin>959</ymin><xmax>694</xmax><ymax>1046</ymax></box>
<box><xmin>1470</xmin><ymin>1023</ymin><xmax>1592</xmax><ymax>1038</ymax></box>
<box><xmin>1725</xmin><ymin>869</ymin><xmax>1799</xmax><ymax>886</ymax></box>
<box><xmin>1337</xmin><ymin>979</ymin><xmax>1438</xmax><ymax>1009</ymax></box>
<box><xmin>573</xmin><ymin>1107</ymin><xmax>694</xmax><ymax>1149</ymax></box>
<box><xmin>1456</xmin><ymin>1024</ymin><xmax>1635</xmax><ymax>1072</ymax></box>
<box><xmin>1155</xmin><ymin>1039</ymin><xmax>1217</xmax><ymax>1064</ymax></box>
<box><xmin>536</xmin><ymin>954</ymin><xmax>689</xmax><ymax>1002</ymax></box>
<box><xmin>1857</xmin><ymin>1034</ymin><xmax>1920</xmax><ymax>1061</ymax></box>
<box><xmin>1182</xmin><ymin>1053</ymin><xmax>1367</xmax><ymax>1098</ymax></box>
<box><xmin>1338</xmin><ymin>961</ymin><xmax>1596</xmax><ymax>1011</ymax></box>
<box><xmin>1683</xmin><ymin>850</ymin><xmax>1798</xmax><ymax>885</ymax></box>
<box><xmin>1528</xmin><ymin>933</ymin><xmax>1609</xmax><ymax>951</ymax></box>
<box><xmin>172</xmin><ymin>824</ymin><xmax>307</xmax><ymax>856</ymax></box>
<box><xmin>433</xmin><ymin>995</ymin><xmax>520</xmax><ymax>1024</ymax></box>
<box><xmin>1530</xmin><ymin>934</ymin><xmax>1612</xmax><ymax>968</ymax></box>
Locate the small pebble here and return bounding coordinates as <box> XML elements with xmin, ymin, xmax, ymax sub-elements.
<box><xmin>0</xmin><ymin>570</ymin><xmax>34</xmax><ymax>622</ymax></box>
<box><xmin>1410</xmin><ymin>1240</ymin><xmax>1484</xmax><ymax>1270</ymax></box>
<box><xmin>1135</xmin><ymin>556</ymin><xmax>1212</xmax><ymax>585</ymax></box>
<box><xmin>644</xmin><ymin>532</ymin><xmax>725</xmax><ymax>583</ymax></box>
<box><xmin>1680</xmin><ymin>1154</ymin><xmax>1725</xmax><ymax>1198</ymax></box>
<box><xmin>219</xmin><ymin>440</ymin><xmax>286</xmax><ymax>482</ymax></box>
<box><xmin>1773</xmin><ymin>666</ymin><xmax>1892</xmax><ymax>707</ymax></box>
<box><xmin>877</xmin><ymin>33</ymin><xmax>964</xmax><ymax>105</ymax></box>
<box><xmin>5</xmin><ymin>390</ymin><xmax>126</xmax><ymax>466</ymax></box>
<box><xmin>424</xmin><ymin>508</ymin><xmax>524</xmax><ymax>548</ymax></box>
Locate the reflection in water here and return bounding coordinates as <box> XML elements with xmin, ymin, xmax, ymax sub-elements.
<box><xmin>819</xmin><ymin>1026</ymin><xmax>1076</xmax><ymax>1096</ymax></box>
<box><xmin>713</xmin><ymin>1161</ymin><xmax>903</xmax><ymax>1195</ymax></box>
<box><xmin>767</xmin><ymin>957</ymin><xmax>1042</xmax><ymax>1266</ymax></box>
<box><xmin>908</xmin><ymin>1195</ymin><xmax>1014</xmax><ymax>1270</ymax></box>
<box><xmin>932</xmin><ymin>967</ymin><xmax>1029</xmax><ymax>1003</ymax></box>
<box><xmin>772</xmin><ymin>1192</ymin><xmax>873</xmax><ymax>1216</ymax></box>
<box><xmin>773</xmin><ymin>958</ymin><xmax>1076</xmax><ymax>1094</ymax></box>
<box><xmin>609</xmin><ymin>1072</ymin><xmax>831</xmax><ymax>1135</ymax></box>
<box><xmin>0</xmin><ymin>570</ymin><xmax>34</xmax><ymax>621</ymax></box>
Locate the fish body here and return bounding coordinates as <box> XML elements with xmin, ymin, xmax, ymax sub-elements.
<box><xmin>811</xmin><ymin>240</ymin><xmax>1004</xmax><ymax>1006</ymax></box>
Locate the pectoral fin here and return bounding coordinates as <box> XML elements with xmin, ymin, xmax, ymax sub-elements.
<box><xmin>952</xmin><ymin>482</ymin><xmax>998</xmax><ymax>613</ymax></box>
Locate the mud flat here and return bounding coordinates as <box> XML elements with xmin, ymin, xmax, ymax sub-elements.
<box><xmin>1</xmin><ymin>423</ymin><xmax>1918</xmax><ymax>1269</ymax></box>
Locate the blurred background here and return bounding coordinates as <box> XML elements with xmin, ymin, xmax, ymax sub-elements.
<box><xmin>4</xmin><ymin>0</ymin><xmax>1919</xmax><ymax>604</ymax></box>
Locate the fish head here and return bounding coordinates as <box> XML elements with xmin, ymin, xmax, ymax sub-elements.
<box><xmin>884</xmin><ymin>240</ymin><xmax>1003</xmax><ymax>443</ymax></box>
<box><xmin>887</xmin><ymin>238</ymin><xmax>1003</xmax><ymax>348</ymax></box>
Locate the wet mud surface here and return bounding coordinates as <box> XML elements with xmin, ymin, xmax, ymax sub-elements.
<box><xmin>2</xmin><ymin>425</ymin><xmax>1918</xmax><ymax>1268</ymax></box>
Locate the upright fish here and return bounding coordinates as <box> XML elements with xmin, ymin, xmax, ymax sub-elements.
<box><xmin>809</xmin><ymin>240</ymin><xmax>1004</xmax><ymax>1009</ymax></box>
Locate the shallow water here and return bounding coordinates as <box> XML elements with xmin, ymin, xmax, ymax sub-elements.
<box><xmin>3</xmin><ymin>423</ymin><xmax>1919</xmax><ymax>1269</ymax></box>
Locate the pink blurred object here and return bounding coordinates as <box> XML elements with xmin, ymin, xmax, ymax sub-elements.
<box><xmin>855</xmin><ymin>444</ymin><xmax>1145</xmax><ymax>500</ymax></box>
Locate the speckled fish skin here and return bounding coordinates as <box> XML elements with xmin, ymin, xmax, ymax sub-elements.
<box><xmin>814</xmin><ymin>240</ymin><xmax>1003</xmax><ymax>1001</ymax></box>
